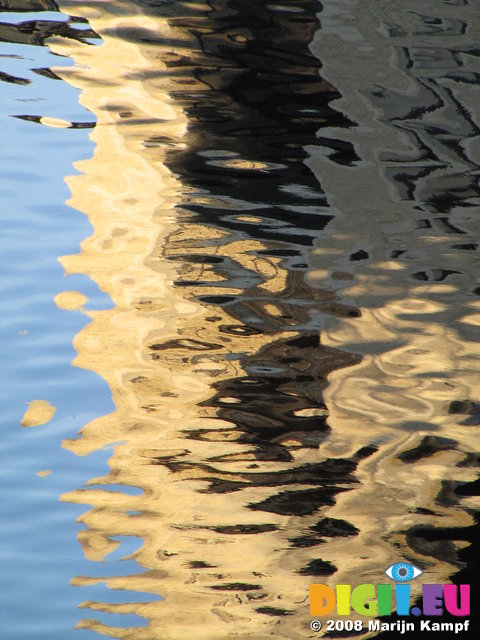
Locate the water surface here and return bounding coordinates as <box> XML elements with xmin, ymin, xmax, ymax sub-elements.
<box><xmin>1</xmin><ymin>0</ymin><xmax>479</xmax><ymax>638</ymax></box>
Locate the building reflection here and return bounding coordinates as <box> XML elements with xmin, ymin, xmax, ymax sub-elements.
<box><xmin>48</xmin><ymin>0</ymin><xmax>480</xmax><ymax>637</ymax></box>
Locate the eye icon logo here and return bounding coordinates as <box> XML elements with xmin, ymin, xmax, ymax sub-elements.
<box><xmin>310</xmin><ymin>561</ymin><xmax>470</xmax><ymax>618</ymax></box>
<box><xmin>385</xmin><ymin>562</ymin><xmax>422</xmax><ymax>582</ymax></box>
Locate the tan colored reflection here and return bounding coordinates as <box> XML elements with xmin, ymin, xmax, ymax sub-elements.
<box><xmin>48</xmin><ymin>0</ymin><xmax>479</xmax><ymax>638</ymax></box>
<box><xmin>50</xmin><ymin>2</ymin><xmax>334</xmax><ymax>638</ymax></box>
<box><xmin>21</xmin><ymin>399</ymin><xmax>56</xmax><ymax>427</ymax></box>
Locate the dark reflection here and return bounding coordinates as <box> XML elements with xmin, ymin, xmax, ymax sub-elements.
<box><xmin>0</xmin><ymin>17</ymin><xmax>98</xmax><ymax>46</ymax></box>
<box><xmin>131</xmin><ymin>2</ymin><xmax>369</xmax><ymax>586</ymax></box>
<box><xmin>109</xmin><ymin>0</ymin><xmax>355</xmax><ymax>247</ymax></box>
<box><xmin>203</xmin><ymin>333</ymin><xmax>360</xmax><ymax>455</ymax></box>
<box><xmin>367</xmin><ymin>57</ymin><xmax>480</xmax><ymax>222</ymax></box>
<box><xmin>122</xmin><ymin>0</ymin><xmax>374</xmax><ymax>615</ymax></box>
<box><xmin>0</xmin><ymin>0</ymin><xmax>58</xmax><ymax>10</ymax></box>
<box><xmin>0</xmin><ymin>68</ymin><xmax>30</xmax><ymax>83</ymax></box>
<box><xmin>397</xmin><ymin>435</ymin><xmax>458</xmax><ymax>462</ymax></box>
<box><xmin>132</xmin><ymin>4</ymin><xmax>480</xmax><ymax>632</ymax></box>
<box><xmin>0</xmin><ymin>0</ymin><xmax>97</xmax><ymax>48</ymax></box>
<box><xmin>32</xmin><ymin>66</ymin><xmax>62</xmax><ymax>79</ymax></box>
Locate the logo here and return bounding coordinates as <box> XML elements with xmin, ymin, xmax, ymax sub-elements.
<box><xmin>309</xmin><ymin>563</ymin><xmax>470</xmax><ymax>618</ymax></box>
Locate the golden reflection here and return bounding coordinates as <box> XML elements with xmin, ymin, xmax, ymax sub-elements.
<box><xmin>47</xmin><ymin>0</ymin><xmax>479</xmax><ymax>638</ymax></box>
<box><xmin>55</xmin><ymin>290</ymin><xmax>89</xmax><ymax>311</ymax></box>
<box><xmin>51</xmin><ymin>1</ymin><xmax>338</xmax><ymax>638</ymax></box>
<box><xmin>40</xmin><ymin>116</ymin><xmax>73</xmax><ymax>128</ymax></box>
<box><xmin>36</xmin><ymin>469</ymin><xmax>53</xmax><ymax>477</ymax></box>
<box><xmin>21</xmin><ymin>399</ymin><xmax>57</xmax><ymax>427</ymax></box>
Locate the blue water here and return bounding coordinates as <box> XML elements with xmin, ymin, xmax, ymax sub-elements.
<box><xmin>0</xmin><ymin>7</ymin><xmax>147</xmax><ymax>638</ymax></box>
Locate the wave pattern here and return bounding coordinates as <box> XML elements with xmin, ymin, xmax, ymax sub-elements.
<box><xmin>19</xmin><ymin>0</ymin><xmax>480</xmax><ymax>637</ymax></box>
<box><xmin>307</xmin><ymin>0</ymin><xmax>480</xmax><ymax>620</ymax></box>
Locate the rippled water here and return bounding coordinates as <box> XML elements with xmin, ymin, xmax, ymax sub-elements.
<box><xmin>1</xmin><ymin>0</ymin><xmax>479</xmax><ymax>638</ymax></box>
